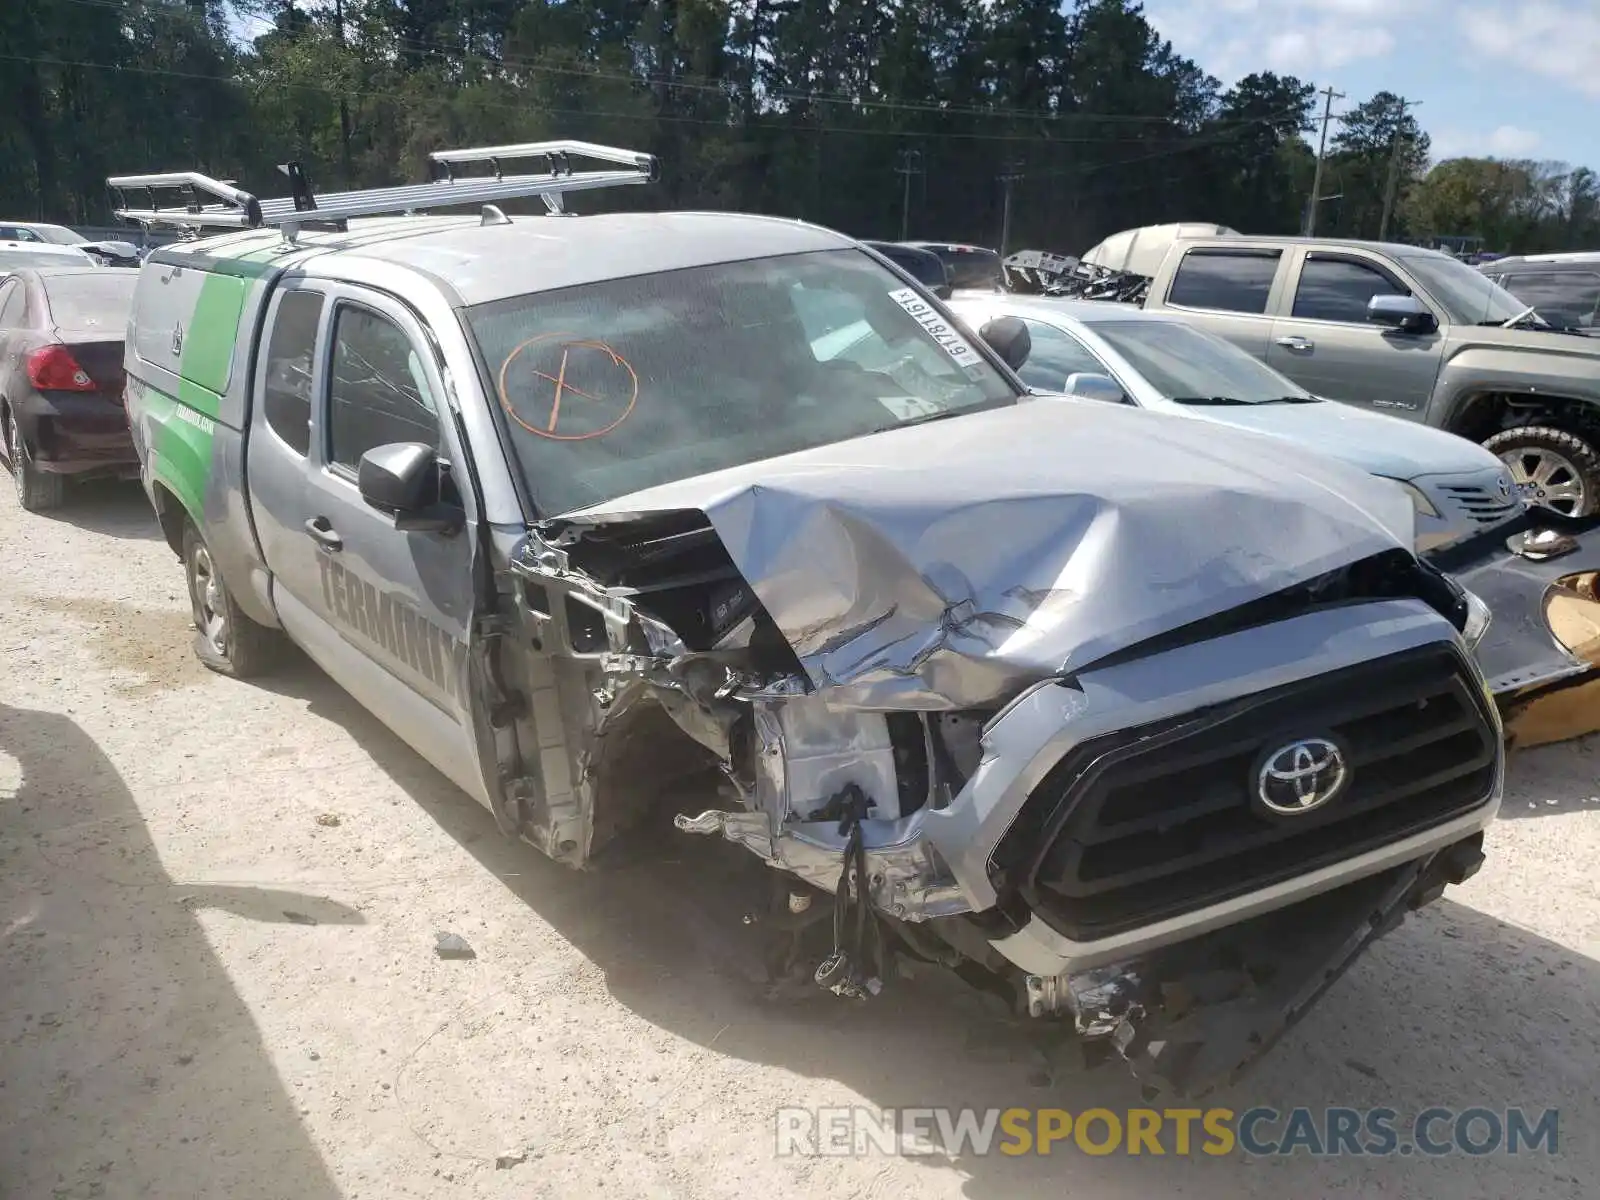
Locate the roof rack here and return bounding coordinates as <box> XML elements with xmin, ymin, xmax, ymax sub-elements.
<box><xmin>106</xmin><ymin>140</ymin><xmax>659</xmax><ymax>234</ymax></box>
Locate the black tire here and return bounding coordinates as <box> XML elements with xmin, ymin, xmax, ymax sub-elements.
<box><xmin>3</xmin><ymin>404</ymin><xmax>65</xmax><ymax>513</ymax></box>
<box><xmin>181</xmin><ymin>522</ymin><xmax>280</xmax><ymax>678</ymax></box>
<box><xmin>1484</xmin><ymin>425</ymin><xmax>1600</xmax><ymax>518</ymax></box>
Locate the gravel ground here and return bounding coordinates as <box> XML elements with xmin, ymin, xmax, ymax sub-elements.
<box><xmin>1</xmin><ymin>479</ymin><xmax>1597</xmax><ymax>1200</ymax></box>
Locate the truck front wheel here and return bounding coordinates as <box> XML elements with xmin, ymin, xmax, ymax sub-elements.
<box><xmin>182</xmin><ymin>522</ymin><xmax>279</xmax><ymax>678</ymax></box>
<box><xmin>1484</xmin><ymin>425</ymin><xmax>1600</xmax><ymax>517</ymax></box>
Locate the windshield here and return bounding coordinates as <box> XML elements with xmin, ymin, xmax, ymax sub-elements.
<box><xmin>936</xmin><ymin>248</ymin><xmax>1003</xmax><ymax>290</ymax></box>
<box><xmin>1088</xmin><ymin>319</ymin><xmax>1315</xmax><ymax>404</ymax></box>
<box><xmin>466</xmin><ymin>248</ymin><xmax>1017</xmax><ymax>515</ymax></box>
<box><xmin>1398</xmin><ymin>253</ymin><xmax>1527</xmax><ymax>324</ymax></box>
<box><xmin>43</xmin><ymin>272</ymin><xmax>137</xmax><ymax>330</ymax></box>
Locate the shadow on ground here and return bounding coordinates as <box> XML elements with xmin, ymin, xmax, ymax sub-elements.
<box><xmin>0</xmin><ymin>701</ymin><xmax>358</xmax><ymax>1199</ymax></box>
<box><xmin>261</xmin><ymin>662</ymin><xmax>1596</xmax><ymax>1198</ymax></box>
<box><xmin>53</xmin><ymin>479</ymin><xmax>164</xmax><ymax>543</ymax></box>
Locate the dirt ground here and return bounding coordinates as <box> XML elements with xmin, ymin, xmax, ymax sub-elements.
<box><xmin>1</xmin><ymin>480</ymin><xmax>1597</xmax><ymax>1200</ymax></box>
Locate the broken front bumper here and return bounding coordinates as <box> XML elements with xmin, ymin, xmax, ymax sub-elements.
<box><xmin>1428</xmin><ymin>509</ymin><xmax>1600</xmax><ymax>698</ymax></box>
<box><xmin>1044</xmin><ymin>834</ymin><xmax>1488</xmax><ymax>1098</ymax></box>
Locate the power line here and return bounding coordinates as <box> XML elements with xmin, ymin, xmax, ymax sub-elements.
<box><xmin>4</xmin><ymin>51</ymin><xmax>1305</xmax><ymax>151</ymax></box>
<box><xmin>52</xmin><ymin>0</ymin><xmax>1346</xmax><ymax>133</ymax></box>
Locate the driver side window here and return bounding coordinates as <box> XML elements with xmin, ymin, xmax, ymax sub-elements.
<box><xmin>326</xmin><ymin>305</ymin><xmax>440</xmax><ymax>473</ymax></box>
<box><xmin>1291</xmin><ymin>256</ymin><xmax>1411</xmax><ymax>323</ymax></box>
<box><xmin>1016</xmin><ymin>319</ymin><xmax>1114</xmax><ymax>394</ymax></box>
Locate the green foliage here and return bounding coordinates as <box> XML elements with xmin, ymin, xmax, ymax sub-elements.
<box><xmin>0</xmin><ymin>0</ymin><xmax>1588</xmax><ymax>255</ymax></box>
<box><xmin>1407</xmin><ymin>157</ymin><xmax>1600</xmax><ymax>252</ymax></box>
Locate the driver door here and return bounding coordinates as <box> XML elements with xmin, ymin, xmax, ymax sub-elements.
<box><xmin>1267</xmin><ymin>249</ymin><xmax>1445</xmax><ymax>417</ymax></box>
<box><xmin>275</xmin><ymin>284</ymin><xmax>489</xmax><ymax>804</ymax></box>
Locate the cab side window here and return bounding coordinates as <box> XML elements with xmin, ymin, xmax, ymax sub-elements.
<box><xmin>1291</xmin><ymin>256</ymin><xmax>1410</xmax><ymax>323</ymax></box>
<box><xmin>1168</xmin><ymin>249</ymin><xmax>1282</xmax><ymax>314</ymax></box>
<box><xmin>261</xmin><ymin>289</ymin><xmax>323</xmax><ymax>456</ymax></box>
<box><xmin>1016</xmin><ymin>320</ymin><xmax>1113</xmax><ymax>394</ymax></box>
<box><xmin>326</xmin><ymin>305</ymin><xmax>439</xmax><ymax>473</ymax></box>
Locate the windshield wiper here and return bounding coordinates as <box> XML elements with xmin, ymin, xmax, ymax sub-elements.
<box><xmin>897</xmin><ymin>407</ymin><xmax>971</xmax><ymax>427</ymax></box>
<box><xmin>1480</xmin><ymin>313</ymin><xmax>1584</xmax><ymax>334</ymax></box>
<box><xmin>1170</xmin><ymin>394</ymin><xmax>1318</xmax><ymax>406</ymax></box>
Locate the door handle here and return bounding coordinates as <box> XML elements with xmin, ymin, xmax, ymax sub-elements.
<box><xmin>303</xmin><ymin>516</ymin><xmax>343</xmax><ymax>552</ymax></box>
<box><xmin>1274</xmin><ymin>335</ymin><xmax>1315</xmax><ymax>352</ymax></box>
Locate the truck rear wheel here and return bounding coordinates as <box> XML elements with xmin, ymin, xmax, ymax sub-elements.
<box><xmin>182</xmin><ymin>522</ymin><xmax>279</xmax><ymax>678</ymax></box>
<box><xmin>1484</xmin><ymin>425</ymin><xmax>1600</xmax><ymax>517</ymax></box>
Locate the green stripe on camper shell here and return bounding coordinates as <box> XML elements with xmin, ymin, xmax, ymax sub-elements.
<box><xmin>152</xmin><ymin>242</ymin><xmax>285</xmax><ymax>521</ymax></box>
<box><xmin>174</xmin><ymin>250</ymin><xmax>281</xmax><ymax>420</ymax></box>
<box><xmin>140</xmin><ymin>382</ymin><xmax>216</xmax><ymax>525</ymax></box>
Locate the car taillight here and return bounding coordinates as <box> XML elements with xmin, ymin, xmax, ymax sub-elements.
<box><xmin>27</xmin><ymin>345</ymin><xmax>97</xmax><ymax>392</ymax></box>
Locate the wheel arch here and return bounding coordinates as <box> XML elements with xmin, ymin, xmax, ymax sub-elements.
<box><xmin>1445</xmin><ymin>390</ymin><xmax>1600</xmax><ymax>444</ymax></box>
<box><xmin>148</xmin><ymin>479</ymin><xmax>192</xmax><ymax>557</ymax></box>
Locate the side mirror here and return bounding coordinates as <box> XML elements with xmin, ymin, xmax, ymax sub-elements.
<box><xmin>979</xmin><ymin>315</ymin><xmax>1032</xmax><ymax>371</ymax></box>
<box><xmin>357</xmin><ymin>441</ymin><xmax>462</xmax><ymax>534</ymax></box>
<box><xmin>1063</xmin><ymin>372</ymin><xmax>1126</xmax><ymax>404</ymax></box>
<box><xmin>1367</xmin><ymin>293</ymin><xmax>1437</xmax><ymax>334</ymax></box>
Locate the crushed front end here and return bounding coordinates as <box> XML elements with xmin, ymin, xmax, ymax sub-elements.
<box><xmin>478</xmin><ymin>402</ymin><xmax>1506</xmax><ymax>1098</ymax></box>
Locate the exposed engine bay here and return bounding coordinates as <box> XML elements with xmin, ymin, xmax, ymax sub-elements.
<box><xmin>473</xmin><ymin>405</ymin><xmax>1505</xmax><ymax>1096</ymax></box>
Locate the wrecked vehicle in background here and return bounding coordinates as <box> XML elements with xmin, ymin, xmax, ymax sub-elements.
<box><xmin>113</xmin><ymin>143</ymin><xmax>1505</xmax><ymax>1098</ymax></box>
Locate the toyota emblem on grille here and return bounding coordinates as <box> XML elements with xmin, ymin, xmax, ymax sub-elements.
<box><xmin>1496</xmin><ymin>475</ymin><xmax>1513</xmax><ymax>502</ymax></box>
<box><xmin>1255</xmin><ymin>737</ymin><xmax>1349</xmax><ymax>816</ymax></box>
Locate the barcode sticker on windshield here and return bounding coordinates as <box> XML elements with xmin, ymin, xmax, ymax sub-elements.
<box><xmin>888</xmin><ymin>287</ymin><xmax>984</xmax><ymax>368</ymax></box>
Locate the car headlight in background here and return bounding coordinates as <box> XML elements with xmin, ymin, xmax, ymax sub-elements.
<box><xmin>1392</xmin><ymin>479</ymin><xmax>1441</xmax><ymax>518</ymax></box>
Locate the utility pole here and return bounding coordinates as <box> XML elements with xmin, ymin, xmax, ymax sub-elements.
<box><xmin>997</xmin><ymin>161</ymin><xmax>1024</xmax><ymax>258</ymax></box>
<box><xmin>1379</xmin><ymin>97</ymin><xmax>1421</xmax><ymax>242</ymax></box>
<box><xmin>895</xmin><ymin>149</ymin><xmax>923</xmax><ymax>241</ymax></box>
<box><xmin>1304</xmin><ymin>84</ymin><xmax>1345</xmax><ymax>236</ymax></box>
<box><xmin>333</xmin><ymin>0</ymin><xmax>353</xmax><ymax>187</ymax></box>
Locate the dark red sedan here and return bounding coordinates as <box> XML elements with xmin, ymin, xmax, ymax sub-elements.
<box><xmin>0</xmin><ymin>266</ymin><xmax>138</xmax><ymax>511</ymax></box>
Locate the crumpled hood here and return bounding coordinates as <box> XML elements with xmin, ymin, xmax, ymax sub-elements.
<box><xmin>562</xmin><ymin>399</ymin><xmax>1417</xmax><ymax>708</ymax></box>
<box><xmin>1178</xmin><ymin>398</ymin><xmax>1504</xmax><ymax>482</ymax></box>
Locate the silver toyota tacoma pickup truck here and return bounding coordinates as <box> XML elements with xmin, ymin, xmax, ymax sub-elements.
<box><xmin>112</xmin><ymin>144</ymin><xmax>1509</xmax><ymax>1097</ymax></box>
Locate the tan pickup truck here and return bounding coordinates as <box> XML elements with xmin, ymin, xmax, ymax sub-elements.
<box><xmin>1067</xmin><ymin>226</ymin><xmax>1600</xmax><ymax>518</ymax></box>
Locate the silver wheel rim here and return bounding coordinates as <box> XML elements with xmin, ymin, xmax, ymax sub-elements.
<box><xmin>189</xmin><ymin>543</ymin><xmax>229</xmax><ymax>656</ymax></box>
<box><xmin>6</xmin><ymin>409</ymin><xmax>24</xmax><ymax>497</ymax></box>
<box><xmin>1499</xmin><ymin>446</ymin><xmax>1588</xmax><ymax>516</ymax></box>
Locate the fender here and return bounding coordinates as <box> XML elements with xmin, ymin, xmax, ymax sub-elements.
<box><xmin>1432</xmin><ymin>341</ymin><xmax>1600</xmax><ymax>430</ymax></box>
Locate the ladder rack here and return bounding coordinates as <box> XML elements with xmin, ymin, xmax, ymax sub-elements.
<box><xmin>107</xmin><ymin>140</ymin><xmax>659</xmax><ymax>233</ymax></box>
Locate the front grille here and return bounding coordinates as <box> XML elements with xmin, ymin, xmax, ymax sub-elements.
<box><xmin>1439</xmin><ymin>482</ymin><xmax>1519</xmax><ymax>528</ymax></box>
<box><xmin>990</xmin><ymin>645</ymin><xmax>1498</xmax><ymax>941</ymax></box>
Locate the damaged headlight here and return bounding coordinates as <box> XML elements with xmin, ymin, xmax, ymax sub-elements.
<box><xmin>1459</xmin><ymin>584</ymin><xmax>1492</xmax><ymax>652</ymax></box>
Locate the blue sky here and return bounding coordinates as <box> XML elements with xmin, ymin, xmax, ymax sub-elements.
<box><xmin>1143</xmin><ymin>0</ymin><xmax>1600</xmax><ymax>169</ymax></box>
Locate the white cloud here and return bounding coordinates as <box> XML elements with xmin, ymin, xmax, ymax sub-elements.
<box><xmin>1144</xmin><ymin>0</ymin><xmax>1420</xmax><ymax>81</ymax></box>
<box><xmin>1431</xmin><ymin>125</ymin><xmax>1544</xmax><ymax>160</ymax></box>
<box><xmin>1487</xmin><ymin>125</ymin><xmax>1544</xmax><ymax>156</ymax></box>
<box><xmin>1263</xmin><ymin>24</ymin><xmax>1395</xmax><ymax>73</ymax></box>
<box><xmin>1463</xmin><ymin>3</ymin><xmax>1600</xmax><ymax>98</ymax></box>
